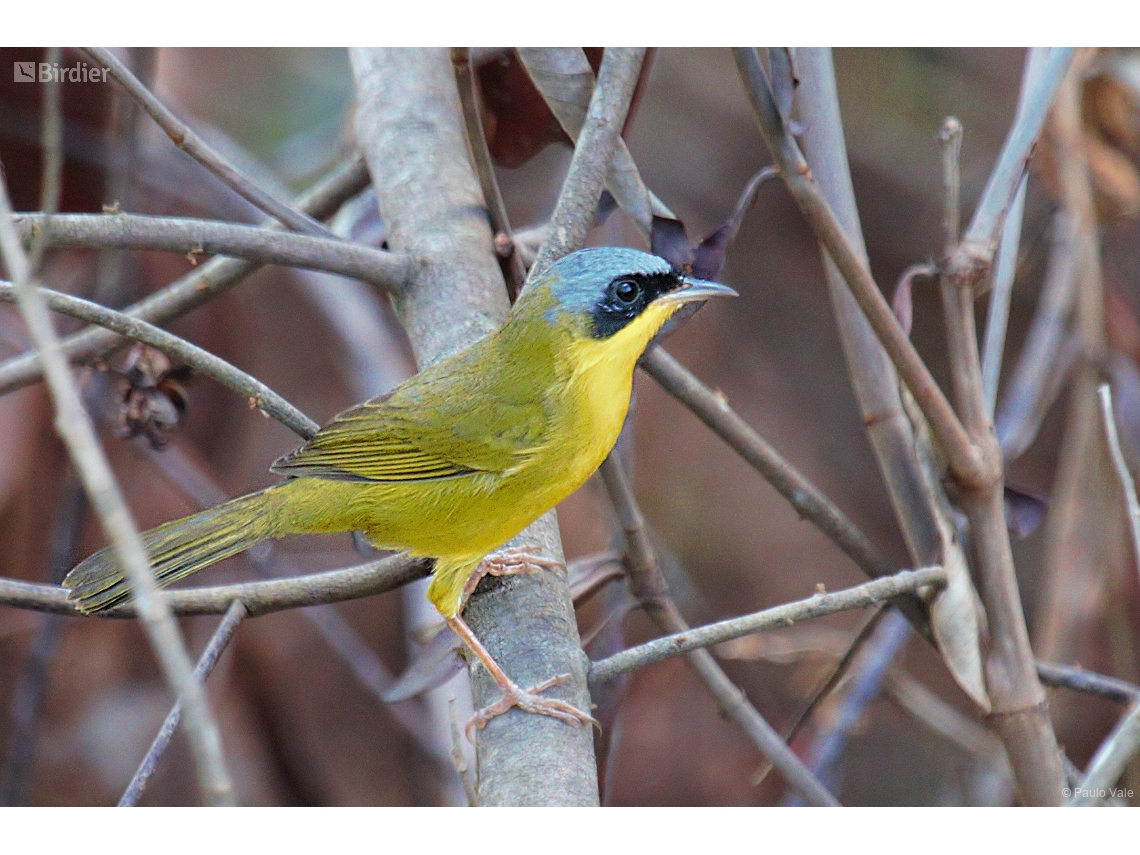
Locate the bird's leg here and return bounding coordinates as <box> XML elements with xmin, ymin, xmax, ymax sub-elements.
<box><xmin>457</xmin><ymin>547</ymin><xmax>564</xmax><ymax>612</ymax></box>
<box><xmin>446</xmin><ymin>615</ymin><xmax>597</xmax><ymax>739</ymax></box>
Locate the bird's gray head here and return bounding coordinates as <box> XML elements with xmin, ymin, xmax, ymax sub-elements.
<box><xmin>529</xmin><ymin>247</ymin><xmax>689</xmax><ymax>339</ymax></box>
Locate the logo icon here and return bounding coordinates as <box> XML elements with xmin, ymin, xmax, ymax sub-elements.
<box><xmin>13</xmin><ymin>62</ymin><xmax>35</xmax><ymax>83</ymax></box>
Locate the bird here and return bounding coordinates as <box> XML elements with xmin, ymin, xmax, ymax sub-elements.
<box><xmin>63</xmin><ymin>246</ymin><xmax>736</xmax><ymax>730</ymax></box>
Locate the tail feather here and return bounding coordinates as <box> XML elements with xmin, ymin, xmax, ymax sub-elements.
<box><xmin>63</xmin><ymin>486</ymin><xmax>287</xmax><ymax>613</ymax></box>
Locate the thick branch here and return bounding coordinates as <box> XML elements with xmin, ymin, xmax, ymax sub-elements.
<box><xmin>12</xmin><ymin>213</ymin><xmax>411</xmax><ymax>289</ymax></box>
<box><xmin>0</xmin><ymin>153</ymin><xmax>370</xmax><ymax>394</ymax></box>
<box><xmin>350</xmin><ymin>47</ymin><xmax>601</xmax><ymax>806</ymax></box>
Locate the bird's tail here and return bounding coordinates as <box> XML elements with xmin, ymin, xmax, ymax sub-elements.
<box><xmin>64</xmin><ymin>484</ymin><xmax>295</xmax><ymax>614</ymax></box>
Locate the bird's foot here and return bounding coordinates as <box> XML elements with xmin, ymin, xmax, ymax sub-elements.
<box><xmin>466</xmin><ymin>673</ymin><xmax>598</xmax><ymax>740</ymax></box>
<box><xmin>460</xmin><ymin>548</ymin><xmax>563</xmax><ymax>608</ymax></box>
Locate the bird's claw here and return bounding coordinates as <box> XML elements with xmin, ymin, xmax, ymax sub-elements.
<box><xmin>465</xmin><ymin>672</ymin><xmax>599</xmax><ymax>740</ymax></box>
<box><xmin>460</xmin><ymin>548</ymin><xmax>564</xmax><ymax>609</ymax></box>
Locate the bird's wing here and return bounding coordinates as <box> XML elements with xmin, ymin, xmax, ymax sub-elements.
<box><xmin>271</xmin><ymin>356</ymin><xmax>552</xmax><ymax>483</ymax></box>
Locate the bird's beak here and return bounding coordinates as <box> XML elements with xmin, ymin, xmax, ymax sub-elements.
<box><xmin>658</xmin><ymin>277</ymin><xmax>739</xmax><ymax>306</ymax></box>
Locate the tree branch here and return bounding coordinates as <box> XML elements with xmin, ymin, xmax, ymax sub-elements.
<box><xmin>350</xmin><ymin>46</ymin><xmax>606</xmax><ymax>806</ymax></box>
<box><xmin>589</xmin><ymin>566</ymin><xmax>943</xmax><ymax>685</ymax></box>
<box><xmin>0</xmin><ymin>280</ymin><xmax>319</xmax><ymax>439</ymax></box>
<box><xmin>0</xmin><ymin>553</ymin><xmax>432</xmax><ymax>618</ymax></box>
<box><xmin>450</xmin><ymin>48</ymin><xmax>527</xmax><ymax>300</ymax></box>
<box><xmin>81</xmin><ymin>47</ymin><xmax>334</xmax><ymax>238</ymax></box>
<box><xmin>119</xmin><ymin>599</ymin><xmax>248</xmax><ymax>806</ymax></box>
<box><xmin>0</xmin><ymin>130</ymin><xmax>233</xmax><ymax>804</ymax></box>
<box><xmin>0</xmin><ymin>153</ymin><xmax>371</xmax><ymax>395</ymax></box>
<box><xmin>598</xmin><ymin>455</ymin><xmax>841</xmax><ymax>807</ymax></box>
<box><xmin>732</xmin><ymin>46</ymin><xmax>988</xmax><ymax>488</ymax></box>
<box><xmin>12</xmin><ymin>212</ymin><xmax>412</xmax><ymax>290</ymax></box>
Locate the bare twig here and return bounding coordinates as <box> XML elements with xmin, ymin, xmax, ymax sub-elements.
<box><xmin>1036</xmin><ymin>661</ymin><xmax>1140</xmax><ymax>706</ymax></box>
<box><xmin>733</xmin><ymin>46</ymin><xmax>986</xmax><ymax>487</ymax></box>
<box><xmin>589</xmin><ymin>565</ymin><xmax>942</xmax><ymax>686</ymax></box>
<box><xmin>0</xmin><ymin>280</ymin><xmax>319</xmax><ymax>439</ymax></box>
<box><xmin>803</xmin><ymin>608</ymin><xmax>912</xmax><ymax>796</ymax></box>
<box><xmin>995</xmin><ymin>212</ymin><xmax>1079</xmax><ymax>459</ymax></box>
<box><xmin>450</xmin><ymin>48</ymin><xmax>527</xmax><ymax>299</ymax></box>
<box><xmin>119</xmin><ymin>599</ymin><xmax>248</xmax><ymax>806</ymax></box>
<box><xmin>81</xmin><ymin>47</ymin><xmax>334</xmax><ymax>238</ymax></box>
<box><xmin>952</xmin><ymin>48</ymin><xmax>1075</xmax><ymax>272</ymax></box>
<box><xmin>760</xmin><ymin>603</ymin><xmax>889</xmax><ymax>786</ymax></box>
<box><xmin>1069</xmin><ymin>702</ymin><xmax>1140</xmax><ymax>804</ymax></box>
<box><xmin>530</xmin><ymin>48</ymin><xmax>648</xmax><ymax>276</ymax></box>
<box><xmin>0</xmin><ymin>553</ymin><xmax>432</xmax><ymax>618</ymax></box>
<box><xmin>0</xmin><ymin>133</ymin><xmax>233</xmax><ymax>804</ymax></box>
<box><xmin>981</xmin><ymin>48</ymin><xmax>1051</xmax><ymax>416</ymax></box>
<box><xmin>939</xmin><ymin>102</ymin><xmax>1067</xmax><ymax>804</ymax></box>
<box><xmin>0</xmin><ymin>152</ymin><xmax>371</xmax><ymax>395</ymax></box>
<box><xmin>598</xmin><ymin>455</ymin><xmax>842</xmax><ymax>807</ymax></box>
<box><xmin>1099</xmin><ymin>384</ymin><xmax>1140</xmax><ymax>586</ymax></box>
<box><xmin>642</xmin><ymin>348</ymin><xmax>891</xmax><ymax>578</ymax></box>
<box><xmin>12</xmin><ymin>213</ymin><xmax>412</xmax><ymax>289</ymax></box>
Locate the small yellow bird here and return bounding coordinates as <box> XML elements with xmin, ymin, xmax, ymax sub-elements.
<box><xmin>64</xmin><ymin>247</ymin><xmax>735</xmax><ymax>729</ymax></box>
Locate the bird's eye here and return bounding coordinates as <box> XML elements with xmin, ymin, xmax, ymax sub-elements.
<box><xmin>614</xmin><ymin>278</ymin><xmax>640</xmax><ymax>304</ymax></box>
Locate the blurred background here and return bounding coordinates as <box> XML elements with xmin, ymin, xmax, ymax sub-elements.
<box><xmin>1</xmin><ymin>47</ymin><xmax>1138</xmax><ymax>805</ymax></box>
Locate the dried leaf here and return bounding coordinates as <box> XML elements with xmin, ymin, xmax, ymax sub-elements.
<box><xmin>382</xmin><ymin>624</ymin><xmax>464</xmax><ymax>704</ymax></box>
<box><xmin>899</xmin><ymin>347</ymin><xmax>991</xmax><ymax>710</ymax></box>
<box><xmin>111</xmin><ymin>344</ymin><xmax>192</xmax><ymax>450</ymax></box>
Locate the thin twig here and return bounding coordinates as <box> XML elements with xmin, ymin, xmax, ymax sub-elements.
<box><xmin>12</xmin><ymin>213</ymin><xmax>411</xmax><ymax>289</ymax></box>
<box><xmin>803</xmin><ymin>608</ymin><xmax>912</xmax><ymax>796</ymax></box>
<box><xmin>995</xmin><ymin>212</ymin><xmax>1079</xmax><ymax>459</ymax></box>
<box><xmin>0</xmin><ymin>553</ymin><xmax>433</xmax><ymax>618</ymax></box>
<box><xmin>952</xmin><ymin>48</ymin><xmax>1075</xmax><ymax>272</ymax></box>
<box><xmin>0</xmin><ymin>127</ymin><xmax>233</xmax><ymax>805</ymax></box>
<box><xmin>1036</xmin><ymin>661</ymin><xmax>1140</xmax><ymax>706</ymax></box>
<box><xmin>530</xmin><ymin>47</ymin><xmax>648</xmax><ymax>276</ymax></box>
<box><xmin>0</xmin><ymin>280</ymin><xmax>319</xmax><ymax>439</ymax></box>
<box><xmin>119</xmin><ymin>599</ymin><xmax>248</xmax><ymax>806</ymax></box>
<box><xmin>598</xmin><ymin>455</ymin><xmax>842</xmax><ymax>807</ymax></box>
<box><xmin>0</xmin><ymin>152</ymin><xmax>371</xmax><ymax>395</ymax></box>
<box><xmin>81</xmin><ymin>47</ymin><xmax>334</xmax><ymax>239</ymax></box>
<box><xmin>1098</xmin><ymin>384</ymin><xmax>1140</xmax><ymax>587</ymax></box>
<box><xmin>26</xmin><ymin>47</ymin><xmax>63</xmax><ymax>277</ymax></box>
<box><xmin>751</xmin><ymin>603</ymin><xmax>889</xmax><ymax>786</ymax></box>
<box><xmin>1069</xmin><ymin>702</ymin><xmax>1140</xmax><ymax>804</ymax></box>
<box><xmin>732</xmin><ymin>46</ymin><xmax>987</xmax><ymax>488</ymax></box>
<box><xmin>588</xmin><ymin>566</ymin><xmax>942</xmax><ymax>686</ymax></box>
<box><xmin>641</xmin><ymin>347</ymin><xmax>892</xmax><ymax>577</ymax></box>
<box><xmin>450</xmin><ymin>47</ymin><xmax>527</xmax><ymax>300</ymax></box>
<box><xmin>981</xmin><ymin>48</ymin><xmax>1051</xmax><ymax>417</ymax></box>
